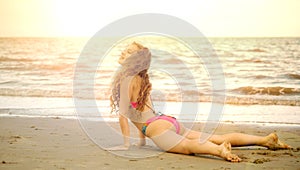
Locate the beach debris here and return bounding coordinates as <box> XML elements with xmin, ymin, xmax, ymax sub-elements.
<box><xmin>253</xmin><ymin>158</ymin><xmax>271</xmax><ymax>164</ymax></box>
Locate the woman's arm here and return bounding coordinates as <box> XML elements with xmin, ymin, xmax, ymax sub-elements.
<box><xmin>106</xmin><ymin>77</ymin><xmax>132</xmax><ymax>151</ymax></box>
<box><xmin>119</xmin><ymin>114</ymin><xmax>130</xmax><ymax>148</ymax></box>
<box><xmin>110</xmin><ymin>76</ymin><xmax>132</xmax><ymax>150</ymax></box>
<box><xmin>137</xmin><ymin>130</ymin><xmax>146</xmax><ymax>146</ymax></box>
<box><xmin>119</xmin><ymin>77</ymin><xmax>132</xmax><ymax>147</ymax></box>
<box><xmin>105</xmin><ymin>114</ymin><xmax>130</xmax><ymax>151</ymax></box>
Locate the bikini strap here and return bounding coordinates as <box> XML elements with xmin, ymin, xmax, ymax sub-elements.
<box><xmin>145</xmin><ymin>102</ymin><xmax>158</xmax><ymax>115</ymax></box>
<box><xmin>145</xmin><ymin>95</ymin><xmax>162</xmax><ymax>116</ymax></box>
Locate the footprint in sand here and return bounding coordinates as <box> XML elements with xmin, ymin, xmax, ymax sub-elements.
<box><xmin>8</xmin><ymin>135</ymin><xmax>22</xmax><ymax>144</ymax></box>
<box><xmin>30</xmin><ymin>125</ymin><xmax>40</xmax><ymax>130</ymax></box>
<box><xmin>2</xmin><ymin>161</ymin><xmax>18</xmax><ymax>164</ymax></box>
<box><xmin>292</xmin><ymin>147</ymin><xmax>300</xmax><ymax>152</ymax></box>
<box><xmin>253</xmin><ymin>158</ymin><xmax>271</xmax><ymax>164</ymax></box>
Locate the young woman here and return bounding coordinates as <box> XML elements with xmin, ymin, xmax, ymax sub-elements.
<box><xmin>108</xmin><ymin>42</ymin><xmax>291</xmax><ymax>162</ymax></box>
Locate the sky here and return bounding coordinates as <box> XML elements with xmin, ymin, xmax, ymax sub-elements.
<box><xmin>0</xmin><ymin>0</ymin><xmax>299</xmax><ymax>37</ymax></box>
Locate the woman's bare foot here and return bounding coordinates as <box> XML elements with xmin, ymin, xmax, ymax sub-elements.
<box><xmin>262</xmin><ymin>133</ymin><xmax>291</xmax><ymax>150</ymax></box>
<box><xmin>219</xmin><ymin>141</ymin><xmax>242</xmax><ymax>162</ymax></box>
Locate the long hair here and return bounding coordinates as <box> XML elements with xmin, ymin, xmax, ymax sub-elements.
<box><xmin>110</xmin><ymin>44</ymin><xmax>151</xmax><ymax>114</ymax></box>
<box><xmin>136</xmin><ymin>69</ymin><xmax>152</xmax><ymax>111</ymax></box>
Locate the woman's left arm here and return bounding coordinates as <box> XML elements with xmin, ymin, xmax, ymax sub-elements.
<box><xmin>137</xmin><ymin>130</ymin><xmax>146</xmax><ymax>147</ymax></box>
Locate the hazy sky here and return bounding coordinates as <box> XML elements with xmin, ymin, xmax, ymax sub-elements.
<box><xmin>0</xmin><ymin>0</ymin><xmax>299</xmax><ymax>37</ymax></box>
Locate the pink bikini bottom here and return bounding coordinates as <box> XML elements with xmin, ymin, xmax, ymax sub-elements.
<box><xmin>141</xmin><ymin>115</ymin><xmax>180</xmax><ymax>136</ymax></box>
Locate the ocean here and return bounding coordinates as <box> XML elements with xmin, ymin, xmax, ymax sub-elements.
<box><xmin>0</xmin><ymin>37</ymin><xmax>299</xmax><ymax>125</ymax></box>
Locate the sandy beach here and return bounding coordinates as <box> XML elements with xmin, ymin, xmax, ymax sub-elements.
<box><xmin>0</xmin><ymin>117</ymin><xmax>299</xmax><ymax>170</ymax></box>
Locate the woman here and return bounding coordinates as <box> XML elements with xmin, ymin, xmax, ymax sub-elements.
<box><xmin>109</xmin><ymin>42</ymin><xmax>291</xmax><ymax>162</ymax></box>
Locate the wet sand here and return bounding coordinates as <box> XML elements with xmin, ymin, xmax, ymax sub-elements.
<box><xmin>0</xmin><ymin>117</ymin><xmax>299</xmax><ymax>170</ymax></box>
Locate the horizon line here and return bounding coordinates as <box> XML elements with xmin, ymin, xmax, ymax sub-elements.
<box><xmin>0</xmin><ymin>36</ymin><xmax>299</xmax><ymax>39</ymax></box>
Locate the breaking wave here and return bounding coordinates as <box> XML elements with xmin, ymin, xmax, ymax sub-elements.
<box><xmin>231</xmin><ymin>86</ymin><xmax>300</xmax><ymax>96</ymax></box>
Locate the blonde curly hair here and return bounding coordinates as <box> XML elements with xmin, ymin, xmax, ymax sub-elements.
<box><xmin>110</xmin><ymin>42</ymin><xmax>152</xmax><ymax>114</ymax></box>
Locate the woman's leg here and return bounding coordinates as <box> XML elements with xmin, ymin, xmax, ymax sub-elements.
<box><xmin>184</xmin><ymin>129</ymin><xmax>291</xmax><ymax>149</ymax></box>
<box><xmin>150</xmin><ymin>129</ymin><xmax>241</xmax><ymax>162</ymax></box>
<box><xmin>170</xmin><ymin>139</ymin><xmax>241</xmax><ymax>162</ymax></box>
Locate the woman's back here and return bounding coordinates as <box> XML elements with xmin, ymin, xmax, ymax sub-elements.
<box><xmin>129</xmin><ymin>75</ymin><xmax>152</xmax><ymax>113</ymax></box>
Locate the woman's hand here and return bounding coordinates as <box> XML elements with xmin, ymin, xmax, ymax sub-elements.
<box><xmin>132</xmin><ymin>129</ymin><xmax>147</xmax><ymax>147</ymax></box>
<box><xmin>132</xmin><ymin>138</ymin><xmax>146</xmax><ymax>147</ymax></box>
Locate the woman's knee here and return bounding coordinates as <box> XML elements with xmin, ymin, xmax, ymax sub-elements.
<box><xmin>209</xmin><ymin>134</ymin><xmax>225</xmax><ymax>144</ymax></box>
<box><xmin>170</xmin><ymin>139</ymin><xmax>192</xmax><ymax>154</ymax></box>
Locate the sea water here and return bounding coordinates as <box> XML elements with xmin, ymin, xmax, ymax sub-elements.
<box><xmin>0</xmin><ymin>37</ymin><xmax>299</xmax><ymax>125</ymax></box>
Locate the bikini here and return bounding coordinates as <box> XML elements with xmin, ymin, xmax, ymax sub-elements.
<box><xmin>130</xmin><ymin>102</ymin><xmax>180</xmax><ymax>136</ymax></box>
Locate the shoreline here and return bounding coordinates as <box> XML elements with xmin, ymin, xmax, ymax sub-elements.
<box><xmin>1</xmin><ymin>114</ymin><xmax>300</xmax><ymax>127</ymax></box>
<box><xmin>0</xmin><ymin>116</ymin><xmax>299</xmax><ymax>169</ymax></box>
<box><xmin>1</xmin><ymin>96</ymin><xmax>300</xmax><ymax>125</ymax></box>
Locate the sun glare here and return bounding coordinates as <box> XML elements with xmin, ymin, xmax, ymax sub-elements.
<box><xmin>0</xmin><ymin>0</ymin><xmax>299</xmax><ymax>37</ymax></box>
<box><xmin>50</xmin><ymin>0</ymin><xmax>123</xmax><ymax>37</ymax></box>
